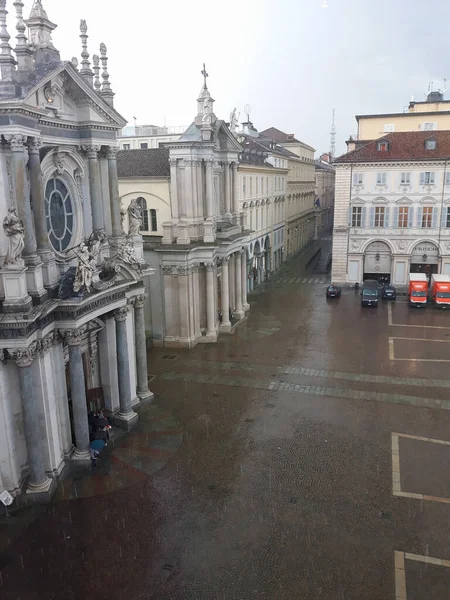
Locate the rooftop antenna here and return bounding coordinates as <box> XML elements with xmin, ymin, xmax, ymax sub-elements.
<box><xmin>244</xmin><ymin>104</ymin><xmax>251</xmax><ymax>122</ymax></box>
<box><xmin>330</xmin><ymin>108</ymin><xmax>336</xmax><ymax>159</ymax></box>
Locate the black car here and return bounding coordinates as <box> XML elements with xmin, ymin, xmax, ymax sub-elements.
<box><xmin>382</xmin><ymin>284</ymin><xmax>397</xmax><ymax>300</ymax></box>
<box><xmin>326</xmin><ymin>285</ymin><xmax>341</xmax><ymax>298</ymax></box>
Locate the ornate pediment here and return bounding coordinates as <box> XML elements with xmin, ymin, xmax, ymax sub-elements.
<box><xmin>396</xmin><ymin>196</ymin><xmax>412</xmax><ymax>205</ymax></box>
<box><xmin>373</xmin><ymin>196</ymin><xmax>388</xmax><ymax>205</ymax></box>
<box><xmin>419</xmin><ymin>196</ymin><xmax>437</xmax><ymax>204</ymax></box>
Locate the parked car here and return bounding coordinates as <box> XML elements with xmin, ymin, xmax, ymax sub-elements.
<box><xmin>382</xmin><ymin>284</ymin><xmax>397</xmax><ymax>300</ymax></box>
<box><xmin>361</xmin><ymin>280</ymin><xmax>379</xmax><ymax>307</ymax></box>
<box><xmin>326</xmin><ymin>285</ymin><xmax>341</xmax><ymax>298</ymax></box>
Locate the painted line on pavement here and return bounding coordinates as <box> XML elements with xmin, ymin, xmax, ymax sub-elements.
<box><xmin>388</xmin><ymin>302</ymin><xmax>450</xmax><ymax>330</ymax></box>
<box><xmin>392</xmin><ymin>432</ymin><xmax>450</xmax><ymax>505</ymax></box>
<box><xmin>389</xmin><ymin>336</ymin><xmax>450</xmax><ymax>363</ymax></box>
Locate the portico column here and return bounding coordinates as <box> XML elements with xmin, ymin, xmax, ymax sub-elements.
<box><xmin>85</xmin><ymin>145</ymin><xmax>104</xmax><ymax>231</ymax></box>
<box><xmin>205</xmin><ymin>262</ymin><xmax>216</xmax><ymax>336</ymax></box>
<box><xmin>106</xmin><ymin>147</ymin><xmax>122</xmax><ymax>238</ymax></box>
<box><xmin>169</xmin><ymin>158</ymin><xmax>179</xmax><ymax>222</ymax></box>
<box><xmin>133</xmin><ymin>294</ymin><xmax>154</xmax><ymax>402</ymax></box>
<box><xmin>64</xmin><ymin>329</ymin><xmax>90</xmax><ymax>462</ymax></box>
<box><xmin>205</xmin><ymin>159</ymin><xmax>214</xmax><ymax>218</ymax></box>
<box><xmin>8</xmin><ymin>134</ymin><xmax>37</xmax><ymax>256</ymax></box>
<box><xmin>114</xmin><ymin>307</ymin><xmax>138</xmax><ymax>430</ymax></box>
<box><xmin>241</xmin><ymin>250</ymin><xmax>249</xmax><ymax>310</ymax></box>
<box><xmin>235</xmin><ymin>250</ymin><xmax>243</xmax><ymax>316</ymax></box>
<box><xmin>220</xmin><ymin>257</ymin><xmax>231</xmax><ymax>328</ymax></box>
<box><xmin>13</xmin><ymin>345</ymin><xmax>53</xmax><ymax>494</ymax></box>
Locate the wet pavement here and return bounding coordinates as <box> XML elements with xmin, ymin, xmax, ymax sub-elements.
<box><xmin>2</xmin><ymin>243</ymin><xmax>450</xmax><ymax>599</ymax></box>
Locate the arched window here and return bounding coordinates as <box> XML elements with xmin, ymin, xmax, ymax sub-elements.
<box><xmin>136</xmin><ymin>197</ymin><xmax>149</xmax><ymax>231</ymax></box>
<box><xmin>45</xmin><ymin>178</ymin><xmax>74</xmax><ymax>252</ymax></box>
<box><xmin>150</xmin><ymin>209</ymin><xmax>157</xmax><ymax>232</ymax></box>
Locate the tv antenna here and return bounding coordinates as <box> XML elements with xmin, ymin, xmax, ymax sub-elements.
<box><xmin>244</xmin><ymin>104</ymin><xmax>252</xmax><ymax>122</ymax></box>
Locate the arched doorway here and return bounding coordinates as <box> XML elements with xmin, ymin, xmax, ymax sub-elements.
<box><xmin>252</xmin><ymin>240</ymin><xmax>261</xmax><ymax>286</ymax></box>
<box><xmin>364</xmin><ymin>241</ymin><xmax>392</xmax><ymax>283</ymax></box>
<box><xmin>264</xmin><ymin>237</ymin><xmax>271</xmax><ymax>280</ymax></box>
<box><xmin>410</xmin><ymin>241</ymin><xmax>439</xmax><ymax>279</ymax></box>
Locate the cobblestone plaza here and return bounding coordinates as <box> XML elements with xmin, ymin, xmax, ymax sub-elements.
<box><xmin>2</xmin><ymin>254</ymin><xmax>450</xmax><ymax>599</ymax></box>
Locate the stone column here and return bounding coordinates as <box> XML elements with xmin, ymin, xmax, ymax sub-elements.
<box><xmin>234</xmin><ymin>251</ymin><xmax>243</xmax><ymax>317</ymax></box>
<box><xmin>63</xmin><ymin>329</ymin><xmax>90</xmax><ymax>462</ymax></box>
<box><xmin>220</xmin><ymin>257</ymin><xmax>231</xmax><ymax>329</ymax></box>
<box><xmin>205</xmin><ymin>159</ymin><xmax>214</xmax><ymax>219</ymax></box>
<box><xmin>85</xmin><ymin>145</ymin><xmax>104</xmax><ymax>231</ymax></box>
<box><xmin>28</xmin><ymin>137</ymin><xmax>58</xmax><ymax>290</ymax></box>
<box><xmin>205</xmin><ymin>262</ymin><xmax>216</xmax><ymax>337</ymax></box>
<box><xmin>232</xmin><ymin>163</ymin><xmax>239</xmax><ymax>223</ymax></box>
<box><xmin>224</xmin><ymin>163</ymin><xmax>231</xmax><ymax>217</ymax></box>
<box><xmin>169</xmin><ymin>158</ymin><xmax>179</xmax><ymax>222</ymax></box>
<box><xmin>8</xmin><ymin>134</ymin><xmax>37</xmax><ymax>256</ymax></box>
<box><xmin>13</xmin><ymin>345</ymin><xmax>53</xmax><ymax>495</ymax></box>
<box><xmin>133</xmin><ymin>294</ymin><xmax>154</xmax><ymax>402</ymax></box>
<box><xmin>241</xmin><ymin>250</ymin><xmax>249</xmax><ymax>310</ymax></box>
<box><xmin>114</xmin><ymin>307</ymin><xmax>138</xmax><ymax>430</ymax></box>
<box><xmin>106</xmin><ymin>147</ymin><xmax>122</xmax><ymax>238</ymax></box>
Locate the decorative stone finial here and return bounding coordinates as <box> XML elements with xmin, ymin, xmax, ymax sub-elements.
<box><xmin>99</xmin><ymin>42</ymin><xmax>114</xmax><ymax>107</ymax></box>
<box><xmin>0</xmin><ymin>0</ymin><xmax>17</xmax><ymax>82</ymax></box>
<box><xmin>71</xmin><ymin>56</ymin><xmax>78</xmax><ymax>69</ymax></box>
<box><xmin>24</xmin><ymin>0</ymin><xmax>59</xmax><ymax>65</ymax></box>
<box><xmin>79</xmin><ymin>19</ymin><xmax>93</xmax><ymax>86</ymax></box>
<box><xmin>13</xmin><ymin>1</ymin><xmax>26</xmax><ymax>47</ymax></box>
<box><xmin>13</xmin><ymin>0</ymin><xmax>33</xmax><ymax>73</ymax></box>
<box><xmin>30</xmin><ymin>0</ymin><xmax>48</xmax><ymax>19</ymax></box>
<box><xmin>195</xmin><ymin>63</ymin><xmax>216</xmax><ymax>132</ymax></box>
<box><xmin>92</xmin><ymin>54</ymin><xmax>100</xmax><ymax>92</ymax></box>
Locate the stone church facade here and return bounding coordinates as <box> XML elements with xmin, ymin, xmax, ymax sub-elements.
<box><xmin>156</xmin><ymin>74</ymin><xmax>251</xmax><ymax>347</ymax></box>
<box><xmin>0</xmin><ymin>2</ymin><xmax>152</xmax><ymax>502</ymax></box>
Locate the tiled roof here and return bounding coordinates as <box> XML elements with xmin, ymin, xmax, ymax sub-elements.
<box><xmin>315</xmin><ymin>160</ymin><xmax>335</xmax><ymax>172</ymax></box>
<box><xmin>117</xmin><ymin>148</ymin><xmax>170</xmax><ymax>178</ymax></box>
<box><xmin>335</xmin><ymin>131</ymin><xmax>450</xmax><ymax>163</ymax></box>
<box><xmin>260</xmin><ymin>127</ymin><xmax>300</xmax><ymax>143</ymax></box>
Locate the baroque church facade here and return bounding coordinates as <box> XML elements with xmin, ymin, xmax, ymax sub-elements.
<box><xmin>0</xmin><ymin>1</ymin><xmax>152</xmax><ymax>502</ymax></box>
<box><xmin>156</xmin><ymin>72</ymin><xmax>251</xmax><ymax>347</ymax></box>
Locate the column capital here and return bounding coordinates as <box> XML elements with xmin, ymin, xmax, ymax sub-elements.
<box><xmin>205</xmin><ymin>262</ymin><xmax>215</xmax><ymax>272</ymax></box>
<box><xmin>132</xmin><ymin>294</ymin><xmax>147</xmax><ymax>309</ymax></box>
<box><xmin>162</xmin><ymin>265</ymin><xmax>175</xmax><ymax>275</ymax></box>
<box><xmin>222</xmin><ymin>256</ymin><xmax>230</xmax><ymax>265</ymax></box>
<box><xmin>82</xmin><ymin>145</ymin><xmax>101</xmax><ymax>159</ymax></box>
<box><xmin>4</xmin><ymin>134</ymin><xmax>26</xmax><ymax>152</ymax></box>
<box><xmin>10</xmin><ymin>342</ymin><xmax>38</xmax><ymax>368</ymax></box>
<box><xmin>177</xmin><ymin>265</ymin><xmax>192</xmax><ymax>276</ymax></box>
<box><xmin>27</xmin><ymin>137</ymin><xmax>42</xmax><ymax>154</ymax></box>
<box><xmin>61</xmin><ymin>328</ymin><xmax>86</xmax><ymax>346</ymax></box>
<box><xmin>114</xmin><ymin>306</ymin><xmax>129</xmax><ymax>322</ymax></box>
<box><xmin>105</xmin><ymin>146</ymin><xmax>118</xmax><ymax>160</ymax></box>
<box><xmin>37</xmin><ymin>331</ymin><xmax>60</xmax><ymax>357</ymax></box>
<box><xmin>169</xmin><ymin>158</ymin><xmax>178</xmax><ymax>167</ymax></box>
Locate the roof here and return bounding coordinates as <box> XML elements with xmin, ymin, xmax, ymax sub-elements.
<box><xmin>260</xmin><ymin>127</ymin><xmax>300</xmax><ymax>143</ymax></box>
<box><xmin>117</xmin><ymin>148</ymin><xmax>170</xmax><ymax>178</ymax></box>
<box><xmin>356</xmin><ymin>110</ymin><xmax>450</xmax><ymax>120</ymax></box>
<box><xmin>335</xmin><ymin>131</ymin><xmax>450</xmax><ymax>164</ymax></box>
<box><xmin>315</xmin><ymin>160</ymin><xmax>335</xmax><ymax>172</ymax></box>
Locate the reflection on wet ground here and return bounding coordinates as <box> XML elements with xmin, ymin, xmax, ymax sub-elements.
<box><xmin>1</xmin><ymin>244</ymin><xmax>450</xmax><ymax>600</ymax></box>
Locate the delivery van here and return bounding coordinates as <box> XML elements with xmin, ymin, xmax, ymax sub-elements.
<box><xmin>430</xmin><ymin>274</ymin><xmax>450</xmax><ymax>308</ymax></box>
<box><xmin>408</xmin><ymin>273</ymin><xmax>428</xmax><ymax>307</ymax></box>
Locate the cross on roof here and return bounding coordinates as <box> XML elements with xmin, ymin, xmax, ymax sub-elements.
<box><xmin>201</xmin><ymin>63</ymin><xmax>208</xmax><ymax>87</ymax></box>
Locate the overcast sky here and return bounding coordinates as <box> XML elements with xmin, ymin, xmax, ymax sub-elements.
<box><xmin>20</xmin><ymin>0</ymin><xmax>450</xmax><ymax>155</ymax></box>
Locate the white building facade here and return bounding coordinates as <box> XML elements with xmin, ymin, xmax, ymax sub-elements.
<box><xmin>332</xmin><ymin>132</ymin><xmax>450</xmax><ymax>287</ymax></box>
<box><xmin>0</xmin><ymin>2</ymin><xmax>152</xmax><ymax>503</ymax></box>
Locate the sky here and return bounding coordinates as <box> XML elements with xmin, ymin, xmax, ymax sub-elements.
<box><xmin>17</xmin><ymin>0</ymin><xmax>450</xmax><ymax>155</ymax></box>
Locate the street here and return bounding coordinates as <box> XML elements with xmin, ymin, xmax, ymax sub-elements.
<box><xmin>2</xmin><ymin>249</ymin><xmax>450</xmax><ymax>600</ymax></box>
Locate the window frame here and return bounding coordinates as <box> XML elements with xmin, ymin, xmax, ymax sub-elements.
<box><xmin>422</xmin><ymin>206</ymin><xmax>433</xmax><ymax>228</ymax></box>
<box><xmin>135</xmin><ymin>197</ymin><xmax>149</xmax><ymax>231</ymax></box>
<box><xmin>400</xmin><ymin>172</ymin><xmax>411</xmax><ymax>185</ymax></box>
<box><xmin>420</xmin><ymin>171</ymin><xmax>436</xmax><ymax>185</ymax></box>
<box><xmin>425</xmin><ymin>139</ymin><xmax>437</xmax><ymax>150</ymax></box>
<box><xmin>352</xmin><ymin>172</ymin><xmax>363</xmax><ymax>186</ymax></box>
<box><xmin>446</xmin><ymin>207</ymin><xmax>450</xmax><ymax>228</ymax></box>
<box><xmin>398</xmin><ymin>206</ymin><xmax>409</xmax><ymax>228</ymax></box>
<box><xmin>374</xmin><ymin>206</ymin><xmax>386</xmax><ymax>227</ymax></box>
<box><xmin>351</xmin><ymin>206</ymin><xmax>362</xmax><ymax>227</ymax></box>
<box><xmin>377</xmin><ymin>141</ymin><xmax>389</xmax><ymax>152</ymax></box>
<box><xmin>376</xmin><ymin>172</ymin><xmax>387</xmax><ymax>186</ymax></box>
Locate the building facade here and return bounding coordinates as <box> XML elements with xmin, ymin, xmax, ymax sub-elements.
<box><xmin>0</xmin><ymin>1</ymin><xmax>152</xmax><ymax>502</ymax></box>
<box><xmin>237</xmin><ymin>133</ymin><xmax>287</xmax><ymax>287</ymax></box>
<box><xmin>315</xmin><ymin>153</ymin><xmax>335</xmax><ymax>231</ymax></box>
<box><xmin>332</xmin><ymin>131</ymin><xmax>450</xmax><ymax>287</ymax></box>
<box><xmin>118</xmin><ymin>124</ymin><xmax>183</xmax><ymax>150</ymax></box>
<box><xmin>348</xmin><ymin>91</ymin><xmax>450</xmax><ymax>151</ymax></box>
<box><xmin>261</xmin><ymin>128</ymin><xmax>316</xmax><ymax>258</ymax></box>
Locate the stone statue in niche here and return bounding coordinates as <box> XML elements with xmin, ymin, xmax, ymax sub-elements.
<box><xmin>73</xmin><ymin>242</ymin><xmax>95</xmax><ymax>293</ymax></box>
<box><xmin>127</xmin><ymin>199</ymin><xmax>142</xmax><ymax>236</ymax></box>
<box><xmin>3</xmin><ymin>207</ymin><xmax>25</xmax><ymax>267</ymax></box>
